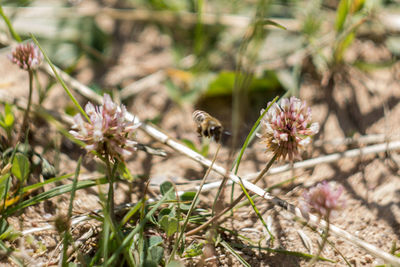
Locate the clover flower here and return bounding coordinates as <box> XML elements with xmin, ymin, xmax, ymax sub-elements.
<box><xmin>70</xmin><ymin>94</ymin><xmax>140</xmax><ymax>161</ymax></box>
<box><xmin>257</xmin><ymin>97</ymin><xmax>319</xmax><ymax>161</ymax></box>
<box><xmin>8</xmin><ymin>42</ymin><xmax>43</xmax><ymax>70</ymax></box>
<box><xmin>303</xmin><ymin>181</ymin><xmax>345</xmax><ymax>218</ymax></box>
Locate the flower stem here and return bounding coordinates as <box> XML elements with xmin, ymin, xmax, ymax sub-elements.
<box><xmin>105</xmin><ymin>156</ymin><xmax>116</xmax><ymax>224</ymax></box>
<box><xmin>168</xmin><ymin>144</ymin><xmax>221</xmax><ymax>263</ymax></box>
<box><xmin>17</xmin><ymin>69</ymin><xmax>34</xmax><ymax>143</ymax></box>
<box><xmin>308</xmin><ymin>214</ymin><xmax>330</xmax><ymax>266</ymax></box>
<box><xmin>186</xmin><ymin>153</ymin><xmax>277</xmax><ymax>236</ymax></box>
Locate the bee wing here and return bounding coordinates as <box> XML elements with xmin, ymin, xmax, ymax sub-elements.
<box><xmin>192</xmin><ymin>110</ymin><xmax>209</xmax><ymax>123</ymax></box>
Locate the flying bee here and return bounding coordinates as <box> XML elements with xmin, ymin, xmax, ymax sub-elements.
<box><xmin>193</xmin><ymin>110</ymin><xmax>226</xmax><ymax>143</ymax></box>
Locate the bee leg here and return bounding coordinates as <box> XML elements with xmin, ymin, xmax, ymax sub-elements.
<box><xmin>197</xmin><ymin>126</ymin><xmax>203</xmax><ymax>137</ymax></box>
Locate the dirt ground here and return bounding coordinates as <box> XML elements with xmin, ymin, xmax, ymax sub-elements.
<box><xmin>1</xmin><ymin>11</ymin><xmax>400</xmax><ymax>267</ymax></box>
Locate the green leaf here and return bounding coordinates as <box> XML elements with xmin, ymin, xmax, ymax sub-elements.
<box><xmin>148</xmin><ymin>246</ymin><xmax>164</xmax><ymax>264</ymax></box>
<box><xmin>0</xmin><ymin>174</ymin><xmax>10</xmax><ymax>201</ymax></box>
<box><xmin>262</xmin><ymin>19</ymin><xmax>287</xmax><ymax>30</ymax></box>
<box><xmin>11</xmin><ymin>153</ymin><xmax>30</xmax><ymax>183</ymax></box>
<box><xmin>41</xmin><ymin>158</ymin><xmax>57</xmax><ymax>180</ymax></box>
<box><xmin>117</xmin><ymin>161</ymin><xmax>133</xmax><ymax>181</ymax></box>
<box><xmin>334</xmin><ymin>31</ymin><xmax>355</xmax><ymax>62</ymax></box>
<box><xmin>206</xmin><ymin>71</ymin><xmax>280</xmax><ymax>97</ymax></box>
<box><xmin>0</xmin><ymin>220</ymin><xmax>19</xmax><ymax>241</ymax></box>
<box><xmin>4</xmin><ymin>104</ymin><xmax>14</xmax><ymax>127</ymax></box>
<box><xmin>148</xmin><ymin>235</ymin><xmax>163</xmax><ymax>247</ymax></box>
<box><xmin>158</xmin><ymin>208</ymin><xmax>172</xmax><ymax>222</ymax></box>
<box><xmin>143</xmin><ymin>260</ymin><xmax>158</xmax><ymax>267</ymax></box>
<box><xmin>181</xmin><ymin>139</ymin><xmax>199</xmax><ymax>153</ymax></box>
<box><xmin>180</xmin><ymin>191</ymin><xmax>197</xmax><ymax>211</ymax></box>
<box><xmin>160</xmin><ymin>181</ymin><xmax>175</xmax><ymax>200</ymax></box>
<box><xmin>159</xmin><ymin>215</ymin><xmax>178</xmax><ymax>237</ymax></box>
<box><xmin>5</xmin><ymin>178</ymin><xmax>107</xmax><ymax>217</ymax></box>
<box><xmin>184</xmin><ymin>242</ymin><xmax>203</xmax><ymax>258</ymax></box>
<box><xmin>166</xmin><ymin>260</ymin><xmax>185</xmax><ymax>267</ymax></box>
<box><xmin>335</xmin><ymin>0</ymin><xmax>349</xmax><ymax>33</ymax></box>
<box><xmin>180</xmin><ymin>191</ymin><xmax>196</xmax><ymax>202</ymax></box>
<box><xmin>106</xmin><ymin>187</ymin><xmax>174</xmax><ymax>265</ymax></box>
<box><xmin>200</xmin><ymin>143</ymin><xmax>209</xmax><ymax>157</ymax></box>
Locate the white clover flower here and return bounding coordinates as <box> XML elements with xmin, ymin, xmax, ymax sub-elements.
<box><xmin>70</xmin><ymin>94</ymin><xmax>140</xmax><ymax>161</ymax></box>
<box><xmin>257</xmin><ymin>97</ymin><xmax>319</xmax><ymax>161</ymax></box>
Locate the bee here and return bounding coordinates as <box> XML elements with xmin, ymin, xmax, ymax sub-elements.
<box><xmin>193</xmin><ymin>110</ymin><xmax>224</xmax><ymax>143</ymax></box>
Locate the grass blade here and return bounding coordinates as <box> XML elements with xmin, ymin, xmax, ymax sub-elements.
<box><xmin>0</xmin><ymin>5</ymin><xmax>21</xmax><ymax>43</ymax></box>
<box><xmin>4</xmin><ymin>178</ymin><xmax>107</xmax><ymax>217</ymax></box>
<box><xmin>61</xmin><ymin>156</ymin><xmax>82</xmax><ymax>266</ymax></box>
<box><xmin>106</xmin><ymin>187</ymin><xmax>174</xmax><ymax>266</ymax></box>
<box><xmin>30</xmin><ymin>34</ymin><xmax>90</xmax><ymax>122</ymax></box>
<box><xmin>219</xmin><ymin>240</ymin><xmax>251</xmax><ymax>267</ymax></box>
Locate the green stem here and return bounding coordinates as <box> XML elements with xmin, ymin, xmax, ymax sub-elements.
<box><xmin>18</xmin><ymin>69</ymin><xmax>33</xmax><ymax>143</ymax></box>
<box><xmin>0</xmin><ymin>5</ymin><xmax>22</xmax><ymax>43</ymax></box>
<box><xmin>168</xmin><ymin>144</ymin><xmax>221</xmax><ymax>263</ymax></box>
<box><xmin>186</xmin><ymin>153</ymin><xmax>277</xmax><ymax>236</ymax></box>
<box><xmin>308</xmin><ymin>214</ymin><xmax>330</xmax><ymax>266</ymax></box>
<box><xmin>105</xmin><ymin>156</ymin><xmax>115</xmax><ymax>225</ymax></box>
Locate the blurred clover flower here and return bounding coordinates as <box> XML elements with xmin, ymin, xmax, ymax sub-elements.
<box><xmin>303</xmin><ymin>181</ymin><xmax>345</xmax><ymax>218</ymax></box>
<box><xmin>8</xmin><ymin>42</ymin><xmax>43</xmax><ymax>70</ymax></box>
<box><xmin>70</xmin><ymin>94</ymin><xmax>140</xmax><ymax>161</ymax></box>
<box><xmin>257</xmin><ymin>96</ymin><xmax>319</xmax><ymax>161</ymax></box>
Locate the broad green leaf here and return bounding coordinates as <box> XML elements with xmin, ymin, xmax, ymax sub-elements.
<box><xmin>160</xmin><ymin>181</ymin><xmax>175</xmax><ymax>200</ymax></box>
<box><xmin>180</xmin><ymin>191</ymin><xmax>196</xmax><ymax>202</ymax></box>
<box><xmin>11</xmin><ymin>153</ymin><xmax>30</xmax><ymax>183</ymax></box>
<box><xmin>180</xmin><ymin>191</ymin><xmax>197</xmax><ymax>211</ymax></box>
<box><xmin>159</xmin><ymin>215</ymin><xmax>178</xmax><ymax>237</ymax></box>
<box><xmin>335</xmin><ymin>0</ymin><xmax>349</xmax><ymax>33</ymax></box>
<box><xmin>148</xmin><ymin>246</ymin><xmax>164</xmax><ymax>264</ymax></box>
<box><xmin>148</xmin><ymin>235</ymin><xmax>163</xmax><ymax>247</ymax></box>
<box><xmin>158</xmin><ymin>208</ymin><xmax>172</xmax><ymax>222</ymax></box>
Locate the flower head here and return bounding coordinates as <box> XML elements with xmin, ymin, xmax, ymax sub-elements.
<box><xmin>70</xmin><ymin>94</ymin><xmax>140</xmax><ymax>161</ymax></box>
<box><xmin>257</xmin><ymin>97</ymin><xmax>319</xmax><ymax>161</ymax></box>
<box><xmin>303</xmin><ymin>181</ymin><xmax>345</xmax><ymax>218</ymax></box>
<box><xmin>8</xmin><ymin>42</ymin><xmax>43</xmax><ymax>70</ymax></box>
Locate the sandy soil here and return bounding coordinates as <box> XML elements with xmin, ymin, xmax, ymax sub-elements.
<box><xmin>1</xmin><ymin>9</ymin><xmax>400</xmax><ymax>267</ymax></box>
